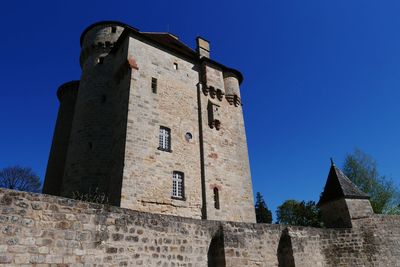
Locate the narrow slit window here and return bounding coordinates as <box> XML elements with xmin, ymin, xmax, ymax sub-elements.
<box><xmin>151</xmin><ymin>77</ymin><xmax>157</xmax><ymax>94</ymax></box>
<box><xmin>173</xmin><ymin>62</ymin><xmax>178</xmax><ymax>70</ymax></box>
<box><xmin>158</xmin><ymin>126</ymin><xmax>171</xmax><ymax>151</ymax></box>
<box><xmin>172</xmin><ymin>171</ymin><xmax>184</xmax><ymax>199</ymax></box>
<box><xmin>213</xmin><ymin>188</ymin><xmax>220</xmax><ymax>209</ymax></box>
<box><xmin>97</xmin><ymin>57</ymin><xmax>104</xmax><ymax>65</ymax></box>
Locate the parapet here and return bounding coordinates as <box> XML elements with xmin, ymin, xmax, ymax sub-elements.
<box><xmin>1</xmin><ymin>188</ymin><xmax>400</xmax><ymax>266</ymax></box>
<box><xmin>56</xmin><ymin>80</ymin><xmax>79</xmax><ymax>102</ymax></box>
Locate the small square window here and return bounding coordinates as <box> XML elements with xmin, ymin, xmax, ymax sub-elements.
<box><xmin>151</xmin><ymin>77</ymin><xmax>157</xmax><ymax>94</ymax></box>
<box><xmin>111</xmin><ymin>26</ymin><xmax>117</xmax><ymax>33</ymax></box>
<box><xmin>173</xmin><ymin>62</ymin><xmax>178</xmax><ymax>70</ymax></box>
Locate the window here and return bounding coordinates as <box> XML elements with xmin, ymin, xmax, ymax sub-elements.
<box><xmin>173</xmin><ymin>62</ymin><xmax>178</xmax><ymax>70</ymax></box>
<box><xmin>158</xmin><ymin>126</ymin><xmax>171</xmax><ymax>152</ymax></box>
<box><xmin>97</xmin><ymin>57</ymin><xmax>104</xmax><ymax>65</ymax></box>
<box><xmin>151</xmin><ymin>77</ymin><xmax>157</xmax><ymax>94</ymax></box>
<box><xmin>172</xmin><ymin>171</ymin><xmax>184</xmax><ymax>199</ymax></box>
<box><xmin>185</xmin><ymin>132</ymin><xmax>192</xmax><ymax>142</ymax></box>
<box><xmin>213</xmin><ymin>188</ymin><xmax>220</xmax><ymax>209</ymax></box>
<box><xmin>111</xmin><ymin>26</ymin><xmax>117</xmax><ymax>33</ymax></box>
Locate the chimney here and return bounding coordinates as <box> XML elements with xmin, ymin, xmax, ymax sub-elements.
<box><xmin>196</xmin><ymin>36</ymin><xmax>210</xmax><ymax>58</ymax></box>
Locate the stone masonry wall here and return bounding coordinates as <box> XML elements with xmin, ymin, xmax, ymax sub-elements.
<box><xmin>120</xmin><ymin>35</ymin><xmax>203</xmax><ymax>219</ymax></box>
<box><xmin>201</xmin><ymin>63</ymin><xmax>255</xmax><ymax>223</ymax></box>
<box><xmin>1</xmin><ymin>189</ymin><xmax>400</xmax><ymax>266</ymax></box>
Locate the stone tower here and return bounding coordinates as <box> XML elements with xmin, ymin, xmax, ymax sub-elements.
<box><xmin>318</xmin><ymin>161</ymin><xmax>373</xmax><ymax>228</ymax></box>
<box><xmin>43</xmin><ymin>21</ymin><xmax>256</xmax><ymax>223</ymax></box>
<box><xmin>43</xmin><ymin>81</ymin><xmax>79</xmax><ymax>196</ymax></box>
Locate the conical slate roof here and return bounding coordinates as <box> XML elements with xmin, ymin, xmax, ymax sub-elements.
<box><xmin>318</xmin><ymin>162</ymin><xmax>369</xmax><ymax>205</ymax></box>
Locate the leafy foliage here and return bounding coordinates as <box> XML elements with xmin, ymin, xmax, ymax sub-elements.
<box><xmin>71</xmin><ymin>187</ymin><xmax>109</xmax><ymax>204</ymax></box>
<box><xmin>0</xmin><ymin>166</ymin><xmax>41</xmax><ymax>193</ymax></box>
<box><xmin>343</xmin><ymin>149</ymin><xmax>400</xmax><ymax>214</ymax></box>
<box><xmin>255</xmin><ymin>192</ymin><xmax>273</xmax><ymax>223</ymax></box>
<box><xmin>276</xmin><ymin>200</ymin><xmax>323</xmax><ymax>227</ymax></box>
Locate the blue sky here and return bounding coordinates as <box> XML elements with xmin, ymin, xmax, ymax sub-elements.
<box><xmin>1</xmin><ymin>1</ymin><xmax>400</xmax><ymax>218</ymax></box>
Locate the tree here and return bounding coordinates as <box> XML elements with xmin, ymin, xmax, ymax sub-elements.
<box><xmin>343</xmin><ymin>149</ymin><xmax>400</xmax><ymax>214</ymax></box>
<box><xmin>0</xmin><ymin>166</ymin><xmax>41</xmax><ymax>193</ymax></box>
<box><xmin>276</xmin><ymin>200</ymin><xmax>323</xmax><ymax>227</ymax></box>
<box><xmin>255</xmin><ymin>192</ymin><xmax>272</xmax><ymax>223</ymax></box>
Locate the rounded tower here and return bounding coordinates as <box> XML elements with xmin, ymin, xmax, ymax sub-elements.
<box><xmin>43</xmin><ymin>81</ymin><xmax>79</xmax><ymax>196</ymax></box>
<box><xmin>61</xmin><ymin>22</ymin><xmax>128</xmax><ymax>197</ymax></box>
<box><xmin>79</xmin><ymin>21</ymin><xmax>128</xmax><ymax>69</ymax></box>
<box><xmin>223</xmin><ymin>72</ymin><xmax>241</xmax><ymax>106</ymax></box>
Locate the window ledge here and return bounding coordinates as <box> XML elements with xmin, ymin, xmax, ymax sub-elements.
<box><xmin>171</xmin><ymin>196</ymin><xmax>186</xmax><ymax>201</ymax></box>
<box><xmin>157</xmin><ymin>147</ymin><xmax>172</xmax><ymax>153</ymax></box>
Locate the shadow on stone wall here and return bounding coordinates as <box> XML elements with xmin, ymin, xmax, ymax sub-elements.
<box><xmin>277</xmin><ymin>228</ymin><xmax>295</xmax><ymax>267</ymax></box>
<box><xmin>208</xmin><ymin>226</ymin><xmax>226</xmax><ymax>267</ymax></box>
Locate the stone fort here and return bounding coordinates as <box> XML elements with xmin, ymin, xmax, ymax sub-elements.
<box><xmin>0</xmin><ymin>21</ymin><xmax>399</xmax><ymax>266</ymax></box>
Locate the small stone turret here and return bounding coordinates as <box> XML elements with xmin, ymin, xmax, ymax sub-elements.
<box><xmin>223</xmin><ymin>72</ymin><xmax>241</xmax><ymax>106</ymax></box>
<box><xmin>79</xmin><ymin>21</ymin><xmax>129</xmax><ymax>68</ymax></box>
<box><xmin>318</xmin><ymin>160</ymin><xmax>373</xmax><ymax>228</ymax></box>
<box><xmin>43</xmin><ymin>81</ymin><xmax>79</xmax><ymax>196</ymax></box>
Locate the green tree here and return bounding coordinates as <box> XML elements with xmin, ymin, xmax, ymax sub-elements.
<box><xmin>343</xmin><ymin>149</ymin><xmax>400</xmax><ymax>214</ymax></box>
<box><xmin>276</xmin><ymin>200</ymin><xmax>323</xmax><ymax>227</ymax></box>
<box><xmin>0</xmin><ymin>166</ymin><xmax>41</xmax><ymax>193</ymax></box>
<box><xmin>255</xmin><ymin>192</ymin><xmax>272</xmax><ymax>223</ymax></box>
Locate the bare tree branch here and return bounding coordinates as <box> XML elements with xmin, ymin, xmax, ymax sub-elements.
<box><xmin>0</xmin><ymin>166</ymin><xmax>42</xmax><ymax>193</ymax></box>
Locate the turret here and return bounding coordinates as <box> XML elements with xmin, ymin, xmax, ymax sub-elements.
<box><xmin>79</xmin><ymin>21</ymin><xmax>129</xmax><ymax>68</ymax></box>
<box><xmin>318</xmin><ymin>160</ymin><xmax>373</xmax><ymax>228</ymax></box>
<box><xmin>43</xmin><ymin>81</ymin><xmax>79</xmax><ymax>196</ymax></box>
<box><xmin>61</xmin><ymin>22</ymin><xmax>131</xmax><ymax>198</ymax></box>
<box><xmin>223</xmin><ymin>72</ymin><xmax>241</xmax><ymax>106</ymax></box>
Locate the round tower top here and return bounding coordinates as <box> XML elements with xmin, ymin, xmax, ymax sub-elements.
<box><xmin>57</xmin><ymin>80</ymin><xmax>79</xmax><ymax>101</ymax></box>
<box><xmin>80</xmin><ymin>21</ymin><xmax>138</xmax><ymax>47</ymax></box>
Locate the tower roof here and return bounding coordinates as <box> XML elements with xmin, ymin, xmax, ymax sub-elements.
<box><xmin>318</xmin><ymin>161</ymin><xmax>369</xmax><ymax>205</ymax></box>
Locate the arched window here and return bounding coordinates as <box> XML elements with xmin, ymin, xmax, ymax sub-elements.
<box><xmin>213</xmin><ymin>187</ymin><xmax>220</xmax><ymax>209</ymax></box>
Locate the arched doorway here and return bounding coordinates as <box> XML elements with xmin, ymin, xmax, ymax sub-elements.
<box><xmin>208</xmin><ymin>226</ymin><xmax>226</xmax><ymax>267</ymax></box>
<box><xmin>277</xmin><ymin>228</ymin><xmax>295</xmax><ymax>267</ymax></box>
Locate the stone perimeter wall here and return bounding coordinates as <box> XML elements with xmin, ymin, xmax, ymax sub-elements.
<box><xmin>1</xmin><ymin>189</ymin><xmax>399</xmax><ymax>267</ymax></box>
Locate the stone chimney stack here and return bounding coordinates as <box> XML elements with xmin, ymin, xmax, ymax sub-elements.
<box><xmin>197</xmin><ymin>37</ymin><xmax>210</xmax><ymax>58</ymax></box>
